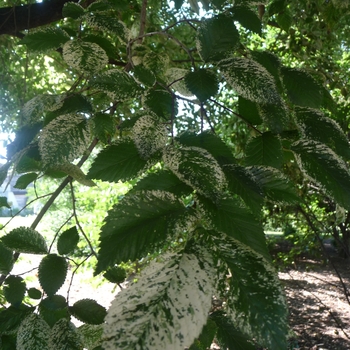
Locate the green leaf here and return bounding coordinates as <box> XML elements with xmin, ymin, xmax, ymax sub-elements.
<box><xmin>224</xmin><ymin>164</ymin><xmax>264</xmax><ymax>214</ymax></box>
<box><xmin>27</xmin><ymin>287</ymin><xmax>42</xmax><ymax>300</ymax></box>
<box><xmin>197</xmin><ymin>195</ymin><xmax>270</xmax><ymax>260</ymax></box>
<box><xmin>90</xmin><ymin>69</ymin><xmax>142</xmax><ymax>101</ymax></box>
<box><xmin>295</xmin><ymin>107</ymin><xmax>350</xmax><ymax>161</ymax></box>
<box><xmin>78</xmin><ymin>324</ymin><xmax>103</xmax><ymax>350</ymax></box>
<box><xmin>39</xmin><ymin>295</ymin><xmax>69</xmax><ymax>328</ymax></box>
<box><xmin>132</xmin><ymin>114</ymin><xmax>168</xmax><ymax>159</ymax></box>
<box><xmin>103</xmin><ymin>266</ymin><xmax>126</xmax><ymax>284</ymax></box>
<box><xmin>281</xmin><ymin>67</ymin><xmax>323</xmax><ymax>108</ymax></box>
<box><xmin>0</xmin><ymin>305</ymin><xmax>34</xmax><ymax>334</ymax></box>
<box><xmin>62</xmin><ymin>2</ymin><xmax>85</xmax><ymax>19</ymax></box>
<box><xmin>197</xmin><ymin>14</ymin><xmax>240</xmax><ymax>62</ymax></box>
<box><xmin>249</xmin><ymin>166</ymin><xmax>300</xmax><ymax>204</ymax></box>
<box><xmin>92</xmin><ymin>113</ymin><xmax>116</xmax><ymax>144</ymax></box>
<box><xmin>219</xmin><ymin>57</ymin><xmax>281</xmax><ymax>105</ymax></box>
<box><xmin>276</xmin><ymin>8</ymin><xmax>292</xmax><ymax>32</ymax></box>
<box><xmin>87</xmin><ymin>139</ymin><xmax>149</xmax><ymax>182</ymax></box>
<box><xmin>103</xmin><ymin>248</ymin><xmax>216</xmax><ymax>349</ymax></box>
<box><xmin>49</xmin><ymin>319</ymin><xmax>83</xmax><ymax>349</ymax></box>
<box><xmin>3</xmin><ymin>275</ymin><xmax>26</xmax><ymax>306</ymax></box>
<box><xmin>131</xmin><ymin>170</ymin><xmax>193</xmax><ymax>197</ymax></box>
<box><xmin>177</xmin><ymin>130</ymin><xmax>236</xmax><ymax>167</ymax></box>
<box><xmin>238</xmin><ymin>97</ymin><xmax>263</xmax><ymax>125</ymax></box>
<box><xmin>39</xmin><ymin>114</ymin><xmax>90</xmax><ymax>168</ymax></box>
<box><xmin>211</xmin><ymin>233</ymin><xmax>288</xmax><ymax>349</ymax></box>
<box><xmin>184</xmin><ymin>69</ymin><xmax>219</xmax><ymax>102</ymax></box>
<box><xmin>292</xmin><ymin>140</ymin><xmax>350</xmax><ymax>210</ymax></box>
<box><xmin>189</xmin><ymin>318</ymin><xmax>218</xmax><ymax>350</ymax></box>
<box><xmin>86</xmin><ymin>14</ymin><xmax>128</xmax><ymax>42</ymax></box>
<box><xmin>55</xmin><ymin>162</ymin><xmax>96</xmax><ymax>187</ymax></box>
<box><xmin>18</xmin><ymin>28</ymin><xmax>70</xmax><ymax>52</ymax></box>
<box><xmin>211</xmin><ymin>311</ymin><xmax>256</xmax><ymax>350</ymax></box>
<box><xmin>63</xmin><ymin>40</ymin><xmax>108</xmax><ymax>75</ymax></box>
<box><xmin>16</xmin><ymin>314</ymin><xmax>50</xmax><ymax>350</ymax></box>
<box><xmin>95</xmin><ymin>191</ymin><xmax>188</xmax><ymax>273</ymax></box>
<box><xmin>1</xmin><ymin>227</ymin><xmax>48</xmax><ymax>254</ymax></box>
<box><xmin>231</xmin><ymin>5</ymin><xmax>262</xmax><ymax>35</ymax></box>
<box><xmin>57</xmin><ymin>226</ymin><xmax>79</xmax><ymax>255</ymax></box>
<box><xmin>258</xmin><ymin>100</ymin><xmax>290</xmax><ymax>134</ymax></box>
<box><xmin>38</xmin><ymin>254</ymin><xmax>68</xmax><ymax>296</ymax></box>
<box><xmin>132</xmin><ymin>65</ymin><xmax>156</xmax><ymax>87</ymax></box>
<box><xmin>163</xmin><ymin>146</ymin><xmax>226</xmax><ymax>199</ymax></box>
<box><xmin>70</xmin><ymin>299</ymin><xmax>107</xmax><ymax>325</ymax></box>
<box><xmin>16</xmin><ymin>154</ymin><xmax>41</xmax><ymax>173</ymax></box>
<box><xmin>245</xmin><ymin>132</ymin><xmax>283</xmax><ymax>168</ymax></box>
<box><xmin>14</xmin><ymin>172</ymin><xmax>38</xmax><ymax>189</ymax></box>
<box><xmin>0</xmin><ymin>241</ymin><xmax>14</xmax><ymax>274</ymax></box>
<box><xmin>0</xmin><ymin>196</ymin><xmax>10</xmax><ymax>209</ymax></box>
<box><xmin>143</xmin><ymin>88</ymin><xmax>177</xmax><ymax>120</ymax></box>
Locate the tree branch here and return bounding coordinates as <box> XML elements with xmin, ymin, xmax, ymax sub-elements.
<box><xmin>0</xmin><ymin>0</ymin><xmax>78</xmax><ymax>36</ymax></box>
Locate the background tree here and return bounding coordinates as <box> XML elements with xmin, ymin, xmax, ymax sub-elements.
<box><xmin>0</xmin><ymin>0</ymin><xmax>349</xmax><ymax>349</ymax></box>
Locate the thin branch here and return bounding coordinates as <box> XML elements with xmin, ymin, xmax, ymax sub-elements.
<box><xmin>69</xmin><ymin>181</ymin><xmax>98</xmax><ymax>258</ymax></box>
<box><xmin>0</xmin><ymin>138</ymin><xmax>99</xmax><ymax>287</ymax></box>
<box><xmin>137</xmin><ymin>0</ymin><xmax>148</xmax><ymax>43</ymax></box>
<box><xmin>209</xmin><ymin>98</ymin><xmax>263</xmax><ymax>134</ymax></box>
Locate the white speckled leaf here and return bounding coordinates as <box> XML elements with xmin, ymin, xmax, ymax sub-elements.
<box><xmin>291</xmin><ymin>139</ymin><xmax>350</xmax><ymax>210</ymax></box>
<box><xmin>63</xmin><ymin>39</ymin><xmax>108</xmax><ymax>75</ymax></box>
<box><xmin>17</xmin><ymin>314</ymin><xmax>50</xmax><ymax>350</ymax></box>
<box><xmin>219</xmin><ymin>57</ymin><xmax>281</xmax><ymax>105</ymax></box>
<box><xmin>103</xmin><ymin>248</ymin><xmax>216</xmax><ymax>350</ymax></box>
<box><xmin>90</xmin><ymin>69</ymin><xmax>142</xmax><ymax>101</ymax></box>
<box><xmin>1</xmin><ymin>226</ymin><xmax>48</xmax><ymax>254</ymax></box>
<box><xmin>211</xmin><ymin>233</ymin><xmax>288</xmax><ymax>349</ymax></box>
<box><xmin>21</xmin><ymin>94</ymin><xmax>62</xmax><ymax>125</ymax></box>
<box><xmin>163</xmin><ymin>146</ymin><xmax>226</xmax><ymax>199</ymax></box>
<box><xmin>39</xmin><ymin>114</ymin><xmax>91</xmax><ymax>168</ymax></box>
<box><xmin>49</xmin><ymin>319</ymin><xmax>83</xmax><ymax>350</ymax></box>
<box><xmin>132</xmin><ymin>115</ymin><xmax>168</xmax><ymax>159</ymax></box>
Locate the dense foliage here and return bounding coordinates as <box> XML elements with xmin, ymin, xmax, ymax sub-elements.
<box><xmin>0</xmin><ymin>0</ymin><xmax>350</xmax><ymax>349</ymax></box>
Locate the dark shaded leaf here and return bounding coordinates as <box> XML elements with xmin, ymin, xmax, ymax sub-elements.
<box><xmin>62</xmin><ymin>2</ymin><xmax>85</xmax><ymax>19</ymax></box>
<box><xmin>70</xmin><ymin>299</ymin><xmax>107</xmax><ymax>325</ymax></box>
<box><xmin>231</xmin><ymin>5</ymin><xmax>261</xmax><ymax>35</ymax></box>
<box><xmin>0</xmin><ymin>241</ymin><xmax>14</xmax><ymax>274</ymax></box>
<box><xmin>238</xmin><ymin>97</ymin><xmax>262</xmax><ymax>125</ymax></box>
<box><xmin>27</xmin><ymin>287</ymin><xmax>42</xmax><ymax>300</ymax></box>
<box><xmin>14</xmin><ymin>172</ymin><xmax>38</xmax><ymax>189</ymax></box>
<box><xmin>18</xmin><ymin>28</ymin><xmax>69</xmax><ymax>52</ymax></box>
<box><xmin>103</xmin><ymin>266</ymin><xmax>126</xmax><ymax>284</ymax></box>
<box><xmin>38</xmin><ymin>254</ymin><xmax>68</xmax><ymax>296</ymax></box>
<box><xmin>39</xmin><ymin>295</ymin><xmax>69</xmax><ymax>328</ymax></box>
<box><xmin>92</xmin><ymin>112</ymin><xmax>116</xmax><ymax>144</ymax></box>
<box><xmin>198</xmin><ymin>195</ymin><xmax>270</xmax><ymax>260</ymax></box>
<box><xmin>49</xmin><ymin>319</ymin><xmax>83</xmax><ymax>349</ymax></box>
<box><xmin>0</xmin><ymin>196</ymin><xmax>10</xmax><ymax>209</ymax></box>
<box><xmin>1</xmin><ymin>227</ymin><xmax>48</xmax><ymax>254</ymax></box>
<box><xmin>3</xmin><ymin>275</ymin><xmax>26</xmax><ymax>306</ymax></box>
<box><xmin>57</xmin><ymin>226</ymin><xmax>79</xmax><ymax>255</ymax></box>
<box><xmin>245</xmin><ymin>132</ymin><xmax>283</xmax><ymax>168</ymax></box>
<box><xmin>87</xmin><ymin>139</ymin><xmax>149</xmax><ymax>182</ymax></box>
<box><xmin>184</xmin><ymin>68</ymin><xmax>219</xmax><ymax>102</ymax></box>
<box><xmin>143</xmin><ymin>88</ymin><xmax>177</xmax><ymax>120</ymax></box>
<box><xmin>197</xmin><ymin>15</ymin><xmax>240</xmax><ymax>62</ymax></box>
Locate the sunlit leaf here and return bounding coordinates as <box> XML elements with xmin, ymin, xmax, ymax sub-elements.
<box><xmin>16</xmin><ymin>314</ymin><xmax>50</xmax><ymax>350</ymax></box>
<box><xmin>49</xmin><ymin>319</ymin><xmax>83</xmax><ymax>350</ymax></box>
<box><xmin>103</xmin><ymin>248</ymin><xmax>215</xmax><ymax>349</ymax></box>
<box><xmin>95</xmin><ymin>190</ymin><xmax>188</xmax><ymax>273</ymax></box>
